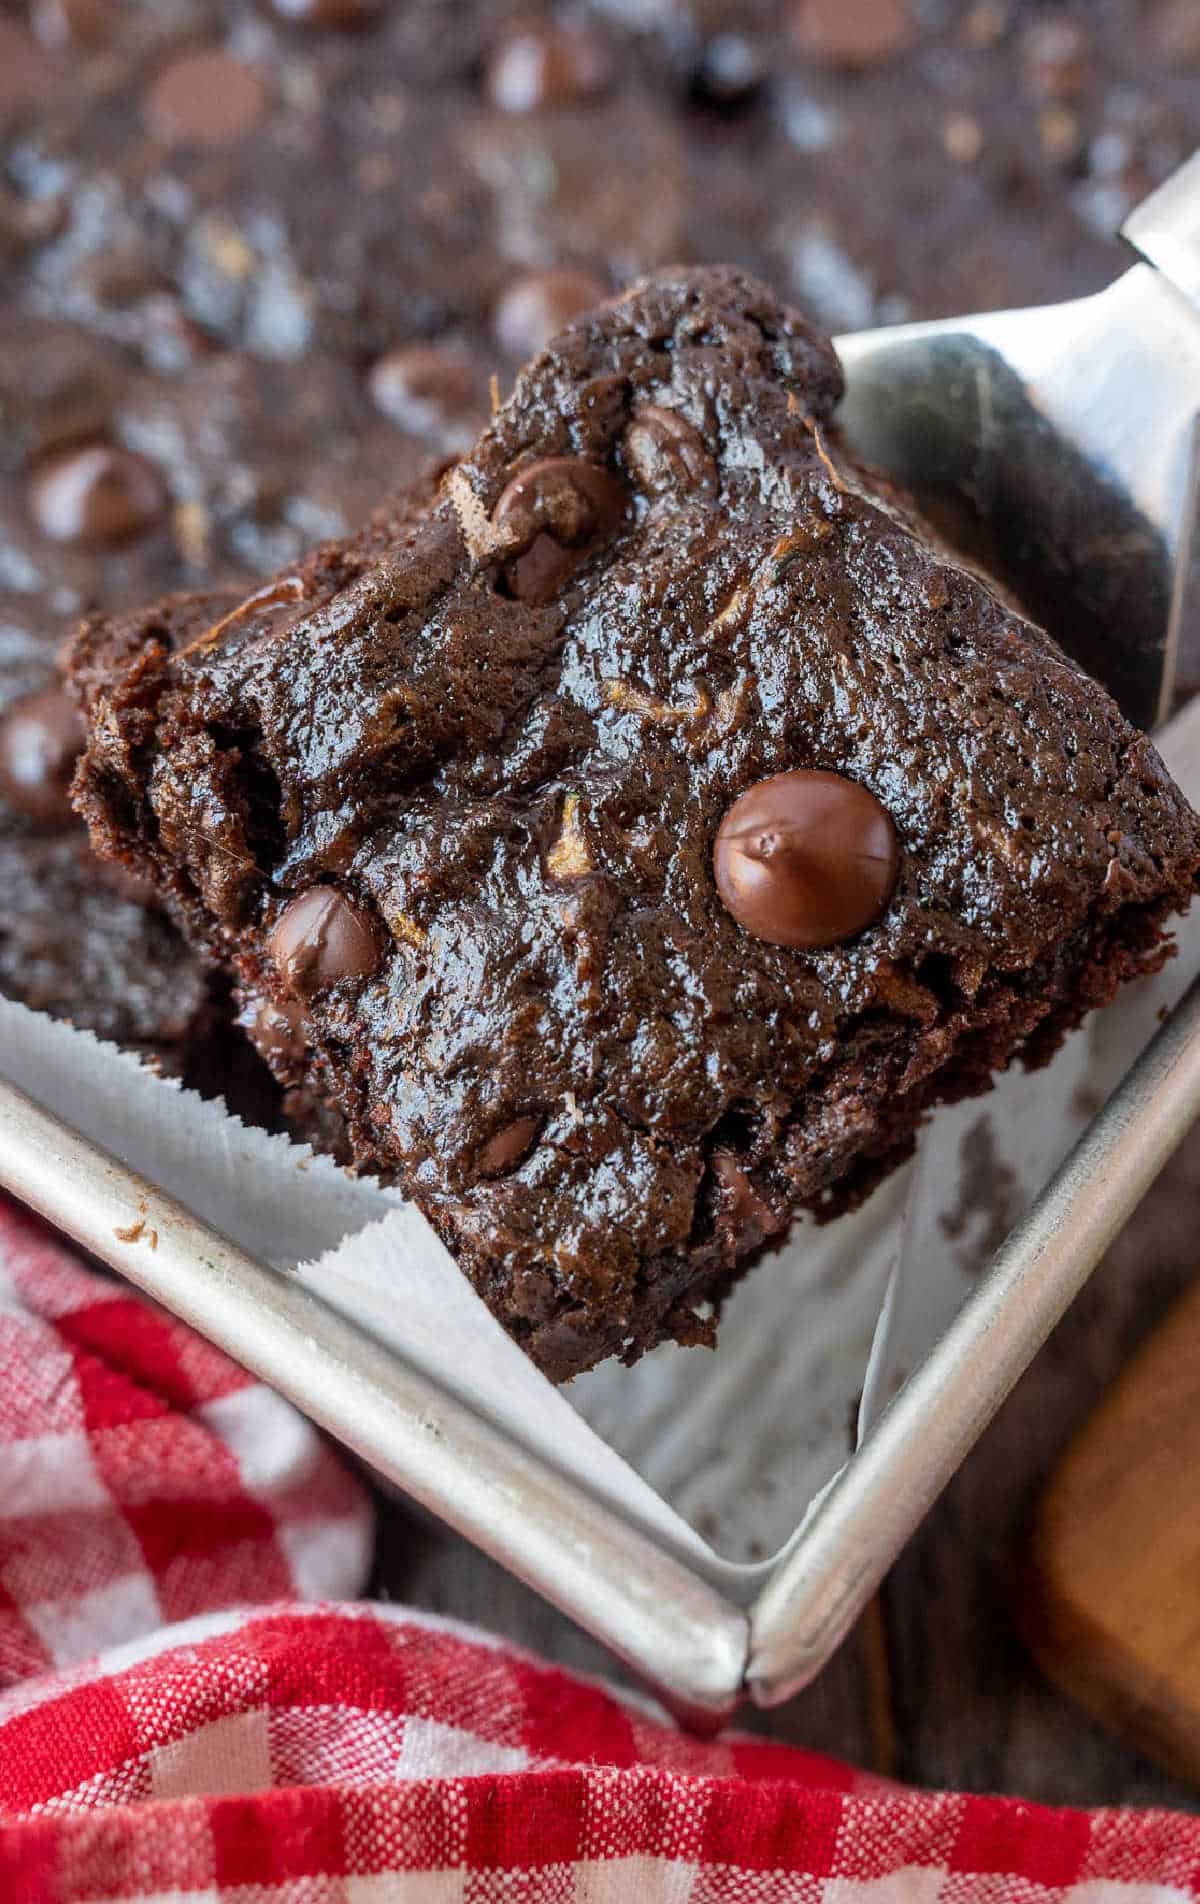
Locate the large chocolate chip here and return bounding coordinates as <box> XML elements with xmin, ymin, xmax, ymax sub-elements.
<box><xmin>486</xmin><ymin>23</ymin><xmax>614</xmax><ymax>112</ymax></box>
<box><xmin>492</xmin><ymin>455</ymin><xmax>627</xmax><ymax>602</ymax></box>
<box><xmin>268</xmin><ymin>886</ymin><xmax>382</xmax><ymax>996</ymax></box>
<box><xmin>788</xmin><ymin>0</ymin><xmax>915</xmax><ymax>68</ymax></box>
<box><xmin>493</xmin><ymin>269</ymin><xmax>609</xmax><ymax>360</ymax></box>
<box><xmin>714</xmin><ymin>770</ymin><xmax>898</xmax><ymax>949</ymax></box>
<box><xmin>0</xmin><ymin>686</ymin><xmax>85</xmax><ymax>826</ymax></box>
<box><xmin>477</xmin><ymin>1115</ymin><xmax>542</xmax><ymax>1179</ymax></box>
<box><xmin>28</xmin><ymin>444</ymin><xmax>166</xmax><ymax>545</ymax></box>
<box><xmin>145</xmin><ymin>49</ymin><xmax>267</xmax><ymax>146</ymax></box>
<box><xmin>624</xmin><ymin>404</ymin><xmax>717</xmax><ymax>497</ymax></box>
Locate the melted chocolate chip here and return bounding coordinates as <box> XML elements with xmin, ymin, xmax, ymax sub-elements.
<box><xmin>175</xmin><ymin>575</ymin><xmax>308</xmax><ymax>663</ymax></box>
<box><xmin>477</xmin><ymin>1115</ymin><xmax>542</xmax><ymax>1178</ymax></box>
<box><xmin>28</xmin><ymin>444</ymin><xmax>166</xmax><ymax>545</ymax></box>
<box><xmin>502</xmin><ymin>532</ymin><xmax>577</xmax><ymax>604</ymax></box>
<box><xmin>789</xmin><ymin>0</ymin><xmax>915</xmax><ymax>69</ymax></box>
<box><xmin>624</xmin><ymin>404</ymin><xmax>717</xmax><ymax>496</ymax></box>
<box><xmin>0</xmin><ymin>686</ymin><xmax>85</xmax><ymax>826</ymax></box>
<box><xmin>492</xmin><ymin>455</ymin><xmax>627</xmax><ymax>602</ymax></box>
<box><xmin>486</xmin><ymin>23</ymin><xmax>614</xmax><ymax>113</ymax></box>
<box><xmin>240</xmin><ymin>992</ymin><xmax>307</xmax><ymax>1066</ymax></box>
<box><xmin>368</xmin><ymin>345</ymin><xmax>479</xmax><ymax>436</ymax></box>
<box><xmin>268</xmin><ymin>886</ymin><xmax>382</xmax><ymax>996</ymax></box>
<box><xmin>145</xmin><ymin>49</ymin><xmax>267</xmax><ymax>147</ymax></box>
<box><xmin>493</xmin><ymin>269</ymin><xmax>610</xmax><ymax>360</ymax></box>
<box><xmin>712</xmin><ymin>1151</ymin><xmax>780</xmax><ymax>1250</ymax></box>
<box><xmin>713</xmin><ymin>770</ymin><xmax>898</xmax><ymax>949</ymax></box>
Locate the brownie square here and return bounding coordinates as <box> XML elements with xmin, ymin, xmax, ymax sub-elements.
<box><xmin>70</xmin><ymin>268</ymin><xmax>1200</xmax><ymax>1380</ymax></box>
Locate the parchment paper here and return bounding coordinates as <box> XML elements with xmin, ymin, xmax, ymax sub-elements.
<box><xmin>3</xmin><ymin>698</ymin><xmax>1199</xmax><ymax>1583</ymax></box>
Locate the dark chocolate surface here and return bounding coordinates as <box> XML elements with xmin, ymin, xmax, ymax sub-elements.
<box><xmin>70</xmin><ymin>269</ymin><xmax>1200</xmax><ymax>1378</ymax></box>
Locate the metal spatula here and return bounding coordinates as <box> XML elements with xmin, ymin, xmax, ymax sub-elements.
<box><xmin>837</xmin><ymin>152</ymin><xmax>1200</xmax><ymax>735</ymax></box>
<box><xmin>1</xmin><ymin>155</ymin><xmax>1199</xmax><ymax>1723</ymax></box>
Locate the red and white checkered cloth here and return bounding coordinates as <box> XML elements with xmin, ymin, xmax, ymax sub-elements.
<box><xmin>0</xmin><ymin>1194</ymin><xmax>1198</xmax><ymax>1901</ymax></box>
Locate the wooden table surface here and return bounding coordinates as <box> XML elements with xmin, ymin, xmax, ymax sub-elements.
<box><xmin>370</xmin><ymin>1116</ymin><xmax>1200</xmax><ymax>1812</ymax></box>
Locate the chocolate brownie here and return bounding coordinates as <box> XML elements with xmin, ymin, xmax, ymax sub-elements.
<box><xmin>3</xmin><ymin>0</ymin><xmax>1198</xmax><ymax>1082</ymax></box>
<box><xmin>69</xmin><ymin>269</ymin><xmax>1200</xmax><ymax>1380</ymax></box>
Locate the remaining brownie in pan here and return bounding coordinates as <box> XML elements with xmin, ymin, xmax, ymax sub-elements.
<box><xmin>69</xmin><ymin>268</ymin><xmax>1200</xmax><ymax>1379</ymax></box>
<box><xmin>0</xmin><ymin>637</ymin><xmax>215</xmax><ymax>1071</ymax></box>
<box><xmin>0</xmin><ymin>598</ymin><xmax>284</xmax><ymax>1114</ymax></box>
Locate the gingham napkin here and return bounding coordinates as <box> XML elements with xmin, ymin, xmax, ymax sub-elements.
<box><xmin>0</xmin><ymin>1194</ymin><xmax>1197</xmax><ymax>1901</ymax></box>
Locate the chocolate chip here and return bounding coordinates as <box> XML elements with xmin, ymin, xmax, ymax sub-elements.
<box><xmin>267</xmin><ymin>0</ymin><xmax>377</xmax><ymax>23</ymax></box>
<box><xmin>493</xmin><ymin>457</ymin><xmax>624</xmax><ymax>541</ymax></box>
<box><xmin>623</xmin><ymin>404</ymin><xmax>717</xmax><ymax>497</ymax></box>
<box><xmin>145</xmin><ymin>49</ymin><xmax>268</xmax><ymax>147</ymax></box>
<box><xmin>492</xmin><ymin>456</ymin><xmax>627</xmax><ymax>602</ymax></box>
<box><xmin>788</xmin><ymin>0</ymin><xmax>915</xmax><ymax>69</ymax></box>
<box><xmin>943</xmin><ymin>113</ymin><xmax>985</xmax><ymax>165</ymax></box>
<box><xmin>497</xmin><ymin>533</ymin><xmax>574</xmax><ymax>604</ymax></box>
<box><xmin>691</xmin><ymin>33</ymin><xmax>766</xmax><ymax>108</ymax></box>
<box><xmin>477</xmin><ymin>1115</ymin><xmax>542</xmax><ymax>1178</ymax></box>
<box><xmin>1020</xmin><ymin>17</ymin><xmax>1090</xmax><ymax>99</ymax></box>
<box><xmin>486</xmin><ymin>23</ymin><xmax>614</xmax><ymax>112</ymax></box>
<box><xmin>268</xmin><ymin>887</ymin><xmax>382</xmax><ymax>996</ymax></box>
<box><xmin>712</xmin><ymin>1151</ymin><xmax>780</xmax><ymax>1250</ymax></box>
<box><xmin>239</xmin><ymin>992</ymin><xmax>307</xmax><ymax>1066</ymax></box>
<box><xmin>0</xmin><ymin>686</ymin><xmax>85</xmax><ymax>827</ymax></box>
<box><xmin>28</xmin><ymin>445</ymin><xmax>166</xmax><ymax>545</ymax></box>
<box><xmin>713</xmin><ymin>770</ymin><xmax>898</xmax><ymax>949</ymax></box>
<box><xmin>368</xmin><ymin>345</ymin><xmax>479</xmax><ymax>437</ymax></box>
<box><xmin>493</xmin><ymin>269</ymin><xmax>609</xmax><ymax>360</ymax></box>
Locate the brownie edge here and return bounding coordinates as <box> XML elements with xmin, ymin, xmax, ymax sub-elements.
<box><xmin>69</xmin><ymin>267</ymin><xmax>1200</xmax><ymax>1381</ymax></box>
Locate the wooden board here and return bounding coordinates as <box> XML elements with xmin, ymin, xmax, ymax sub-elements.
<box><xmin>1025</xmin><ymin>1271</ymin><xmax>1200</xmax><ymax>1786</ymax></box>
